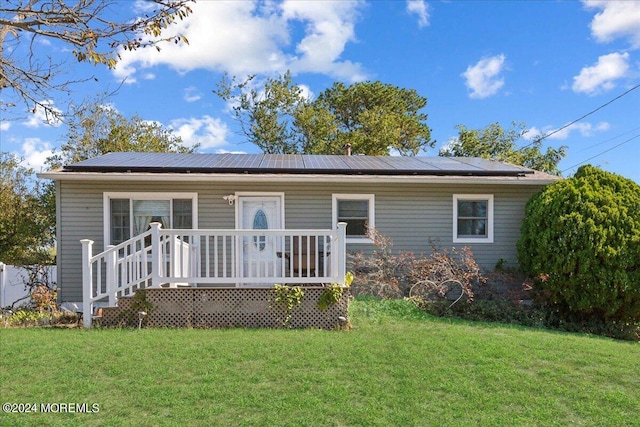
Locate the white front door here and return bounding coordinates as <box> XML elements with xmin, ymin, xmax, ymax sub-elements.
<box><xmin>237</xmin><ymin>196</ymin><xmax>283</xmax><ymax>286</ymax></box>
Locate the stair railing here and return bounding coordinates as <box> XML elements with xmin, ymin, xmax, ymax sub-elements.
<box><xmin>81</xmin><ymin>223</ymin><xmax>347</xmax><ymax>328</ymax></box>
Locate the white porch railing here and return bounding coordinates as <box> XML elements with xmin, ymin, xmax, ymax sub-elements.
<box><xmin>81</xmin><ymin>223</ymin><xmax>347</xmax><ymax>328</ymax></box>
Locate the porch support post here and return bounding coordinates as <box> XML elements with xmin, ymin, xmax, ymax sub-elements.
<box><xmin>105</xmin><ymin>245</ymin><xmax>117</xmax><ymax>306</ymax></box>
<box><xmin>150</xmin><ymin>222</ymin><xmax>163</xmax><ymax>288</ymax></box>
<box><xmin>81</xmin><ymin>239</ymin><xmax>94</xmax><ymax>328</ymax></box>
<box><xmin>336</xmin><ymin>222</ymin><xmax>347</xmax><ymax>285</ymax></box>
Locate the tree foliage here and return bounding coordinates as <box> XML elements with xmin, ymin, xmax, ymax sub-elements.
<box><xmin>214</xmin><ymin>71</ymin><xmax>306</xmax><ymax>154</ymax></box>
<box><xmin>301</xmin><ymin>81</ymin><xmax>433</xmax><ymax>155</ymax></box>
<box><xmin>47</xmin><ymin>99</ymin><xmax>196</xmax><ymax>168</ymax></box>
<box><xmin>0</xmin><ymin>0</ymin><xmax>193</xmax><ymax>118</ymax></box>
<box><xmin>517</xmin><ymin>165</ymin><xmax>640</xmax><ymax>322</ymax></box>
<box><xmin>441</xmin><ymin>122</ymin><xmax>566</xmax><ymax>174</ymax></box>
<box><xmin>215</xmin><ymin>73</ymin><xmax>433</xmax><ymax>155</ymax></box>
<box><xmin>0</xmin><ymin>153</ymin><xmax>54</xmax><ymax>265</ymax></box>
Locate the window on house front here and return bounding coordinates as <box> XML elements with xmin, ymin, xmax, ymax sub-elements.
<box><xmin>106</xmin><ymin>194</ymin><xmax>196</xmax><ymax>245</ymax></box>
<box><xmin>252</xmin><ymin>209</ymin><xmax>268</xmax><ymax>251</ymax></box>
<box><xmin>332</xmin><ymin>194</ymin><xmax>375</xmax><ymax>243</ymax></box>
<box><xmin>453</xmin><ymin>194</ymin><xmax>493</xmax><ymax>243</ymax></box>
<box><xmin>110</xmin><ymin>199</ymin><xmax>130</xmax><ymax>245</ymax></box>
<box><xmin>132</xmin><ymin>200</ymin><xmax>171</xmax><ymax>235</ymax></box>
<box><xmin>172</xmin><ymin>199</ymin><xmax>194</xmax><ymax>229</ymax></box>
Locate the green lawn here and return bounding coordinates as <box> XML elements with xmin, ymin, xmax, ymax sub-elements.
<box><xmin>1</xmin><ymin>298</ymin><xmax>639</xmax><ymax>426</ymax></box>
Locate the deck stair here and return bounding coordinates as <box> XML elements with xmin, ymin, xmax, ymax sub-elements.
<box><xmin>81</xmin><ymin>223</ymin><xmax>348</xmax><ymax>328</ymax></box>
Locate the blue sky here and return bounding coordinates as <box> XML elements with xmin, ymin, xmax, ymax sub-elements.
<box><xmin>1</xmin><ymin>0</ymin><xmax>639</xmax><ymax>182</ymax></box>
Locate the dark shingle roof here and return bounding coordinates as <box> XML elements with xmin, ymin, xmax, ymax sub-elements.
<box><xmin>63</xmin><ymin>152</ymin><xmax>536</xmax><ymax>177</ymax></box>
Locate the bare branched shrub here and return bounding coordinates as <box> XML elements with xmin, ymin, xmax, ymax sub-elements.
<box><xmin>348</xmin><ymin>230</ymin><xmax>410</xmax><ymax>299</ymax></box>
<box><xmin>348</xmin><ymin>230</ymin><xmax>486</xmax><ymax>307</ymax></box>
<box><xmin>5</xmin><ymin>264</ymin><xmax>57</xmax><ymax>310</ymax></box>
<box><xmin>30</xmin><ymin>285</ymin><xmax>57</xmax><ymax>313</ymax></box>
<box><xmin>408</xmin><ymin>246</ymin><xmax>485</xmax><ymax>308</ymax></box>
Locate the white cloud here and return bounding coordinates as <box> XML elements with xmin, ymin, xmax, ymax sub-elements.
<box><xmin>0</xmin><ymin>121</ymin><xmax>10</xmax><ymax>131</ymax></box>
<box><xmin>593</xmin><ymin>122</ymin><xmax>611</xmax><ymax>132</ymax></box>
<box><xmin>184</xmin><ymin>86</ymin><xmax>202</xmax><ymax>103</ymax></box>
<box><xmin>170</xmin><ymin>116</ymin><xmax>230</xmax><ymax>150</ymax></box>
<box><xmin>461</xmin><ymin>54</ymin><xmax>507</xmax><ymax>99</ymax></box>
<box><xmin>132</xmin><ymin>0</ymin><xmax>156</xmax><ymax>13</ymax></box>
<box><xmin>22</xmin><ymin>100</ymin><xmax>63</xmax><ymax>128</ymax></box>
<box><xmin>406</xmin><ymin>0</ymin><xmax>430</xmax><ymax>28</ymax></box>
<box><xmin>297</xmin><ymin>84</ymin><xmax>314</xmax><ymax>101</ymax></box>
<box><xmin>113</xmin><ymin>1</ymin><xmax>366</xmax><ymax>84</ymax></box>
<box><xmin>215</xmin><ymin>149</ymin><xmax>247</xmax><ymax>154</ymax></box>
<box><xmin>437</xmin><ymin>137</ymin><xmax>459</xmax><ymax>155</ymax></box>
<box><xmin>526</xmin><ymin>121</ymin><xmax>610</xmax><ymax>140</ymax></box>
<box><xmin>20</xmin><ymin>138</ymin><xmax>54</xmax><ymax>171</ymax></box>
<box><xmin>583</xmin><ymin>0</ymin><xmax>640</xmax><ymax>49</ymax></box>
<box><xmin>572</xmin><ymin>52</ymin><xmax>629</xmax><ymax>95</ymax></box>
<box><xmin>280</xmin><ymin>0</ymin><xmax>366</xmax><ymax>81</ymax></box>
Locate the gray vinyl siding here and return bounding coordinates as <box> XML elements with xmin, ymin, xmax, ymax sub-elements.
<box><xmin>56</xmin><ymin>179</ymin><xmax>543</xmax><ymax>302</ymax></box>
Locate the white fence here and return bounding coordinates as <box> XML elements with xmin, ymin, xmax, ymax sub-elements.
<box><xmin>0</xmin><ymin>263</ymin><xmax>57</xmax><ymax>308</ymax></box>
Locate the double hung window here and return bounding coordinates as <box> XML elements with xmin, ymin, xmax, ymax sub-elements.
<box><xmin>332</xmin><ymin>194</ymin><xmax>375</xmax><ymax>243</ymax></box>
<box><xmin>105</xmin><ymin>193</ymin><xmax>197</xmax><ymax>245</ymax></box>
<box><xmin>453</xmin><ymin>194</ymin><xmax>493</xmax><ymax>243</ymax></box>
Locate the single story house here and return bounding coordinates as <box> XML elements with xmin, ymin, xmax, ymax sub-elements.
<box><xmin>39</xmin><ymin>152</ymin><xmax>558</xmax><ymax>326</ymax></box>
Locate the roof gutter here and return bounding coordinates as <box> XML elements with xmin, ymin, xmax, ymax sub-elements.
<box><xmin>38</xmin><ymin>170</ymin><xmax>560</xmax><ymax>185</ymax></box>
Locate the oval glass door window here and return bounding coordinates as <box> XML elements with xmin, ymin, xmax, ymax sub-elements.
<box><xmin>253</xmin><ymin>209</ymin><xmax>268</xmax><ymax>251</ymax></box>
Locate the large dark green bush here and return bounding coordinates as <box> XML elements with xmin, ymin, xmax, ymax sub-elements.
<box><xmin>518</xmin><ymin>165</ymin><xmax>640</xmax><ymax>322</ymax></box>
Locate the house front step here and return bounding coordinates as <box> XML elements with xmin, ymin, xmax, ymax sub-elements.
<box><xmin>100</xmin><ymin>294</ymin><xmax>137</xmax><ymax>327</ymax></box>
<box><xmin>98</xmin><ymin>287</ymin><xmax>350</xmax><ymax>329</ymax></box>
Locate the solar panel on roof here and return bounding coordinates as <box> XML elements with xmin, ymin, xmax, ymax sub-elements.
<box><xmin>261</xmin><ymin>154</ymin><xmax>305</xmax><ymax>169</ymax></box>
<box><xmin>302</xmin><ymin>155</ymin><xmax>350</xmax><ymax>170</ymax></box>
<box><xmin>64</xmin><ymin>152</ymin><xmax>534</xmax><ymax>176</ymax></box>
<box><xmin>454</xmin><ymin>157</ymin><xmax>528</xmax><ymax>172</ymax></box>
<box><xmin>344</xmin><ymin>156</ymin><xmax>394</xmax><ymax>170</ymax></box>
<box><xmin>225</xmin><ymin>154</ymin><xmax>264</xmax><ymax>168</ymax></box>
<box><xmin>378</xmin><ymin>156</ymin><xmax>439</xmax><ymax>170</ymax></box>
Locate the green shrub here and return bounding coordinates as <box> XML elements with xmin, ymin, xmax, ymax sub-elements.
<box><xmin>518</xmin><ymin>165</ymin><xmax>640</xmax><ymax>322</ymax></box>
<box><xmin>407</xmin><ymin>297</ymin><xmax>639</xmax><ymax>341</ymax></box>
<box><xmin>2</xmin><ymin>307</ymin><xmax>80</xmax><ymax>327</ymax></box>
<box><xmin>272</xmin><ymin>285</ymin><xmax>304</xmax><ymax>327</ymax></box>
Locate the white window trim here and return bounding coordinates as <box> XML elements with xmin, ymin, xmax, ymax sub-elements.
<box><xmin>103</xmin><ymin>192</ymin><xmax>198</xmax><ymax>247</ymax></box>
<box><xmin>332</xmin><ymin>194</ymin><xmax>375</xmax><ymax>244</ymax></box>
<box><xmin>453</xmin><ymin>194</ymin><xmax>494</xmax><ymax>244</ymax></box>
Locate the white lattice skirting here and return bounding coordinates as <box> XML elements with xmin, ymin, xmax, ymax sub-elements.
<box><xmin>101</xmin><ymin>287</ymin><xmax>350</xmax><ymax>329</ymax></box>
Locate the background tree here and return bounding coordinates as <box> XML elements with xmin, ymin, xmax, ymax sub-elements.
<box><xmin>0</xmin><ymin>0</ymin><xmax>193</xmax><ymax>119</ymax></box>
<box><xmin>518</xmin><ymin>165</ymin><xmax>640</xmax><ymax>322</ymax></box>
<box><xmin>300</xmin><ymin>81</ymin><xmax>433</xmax><ymax>155</ymax></box>
<box><xmin>46</xmin><ymin>99</ymin><xmax>196</xmax><ymax>168</ymax></box>
<box><xmin>214</xmin><ymin>72</ymin><xmax>305</xmax><ymax>154</ymax></box>
<box><xmin>440</xmin><ymin>122</ymin><xmax>566</xmax><ymax>174</ymax></box>
<box><xmin>215</xmin><ymin>74</ymin><xmax>433</xmax><ymax>155</ymax></box>
<box><xmin>0</xmin><ymin>153</ymin><xmax>54</xmax><ymax>264</ymax></box>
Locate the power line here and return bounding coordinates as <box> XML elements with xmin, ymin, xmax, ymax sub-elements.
<box><xmin>577</xmin><ymin>126</ymin><xmax>640</xmax><ymax>153</ymax></box>
<box><xmin>522</xmin><ymin>83</ymin><xmax>640</xmax><ymax>149</ymax></box>
<box><xmin>561</xmin><ymin>134</ymin><xmax>640</xmax><ymax>174</ymax></box>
